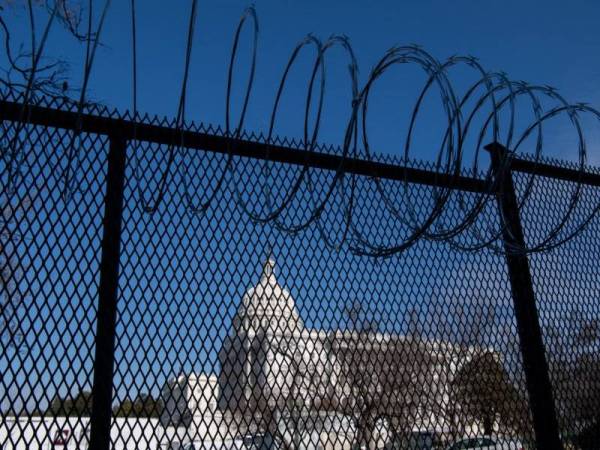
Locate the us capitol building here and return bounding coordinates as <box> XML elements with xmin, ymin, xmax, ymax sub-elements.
<box><xmin>161</xmin><ymin>255</ymin><xmax>489</xmax><ymax>447</ymax></box>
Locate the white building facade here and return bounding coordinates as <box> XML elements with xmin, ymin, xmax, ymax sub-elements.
<box><xmin>161</xmin><ymin>256</ymin><xmax>490</xmax><ymax>447</ymax></box>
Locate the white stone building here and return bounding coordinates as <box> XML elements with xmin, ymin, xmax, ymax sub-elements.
<box><xmin>162</xmin><ymin>255</ymin><xmax>497</xmax><ymax>446</ymax></box>
<box><xmin>160</xmin><ymin>373</ymin><xmax>219</xmax><ymax>426</ymax></box>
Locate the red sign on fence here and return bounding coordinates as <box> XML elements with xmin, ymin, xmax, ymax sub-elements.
<box><xmin>52</xmin><ymin>429</ymin><xmax>70</xmax><ymax>447</ymax></box>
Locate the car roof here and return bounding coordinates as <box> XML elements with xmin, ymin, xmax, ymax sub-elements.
<box><xmin>454</xmin><ymin>436</ymin><xmax>523</xmax><ymax>443</ymax></box>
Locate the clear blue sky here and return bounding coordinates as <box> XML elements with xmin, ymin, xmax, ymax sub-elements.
<box><xmin>5</xmin><ymin>0</ymin><xmax>600</xmax><ymax>164</ymax></box>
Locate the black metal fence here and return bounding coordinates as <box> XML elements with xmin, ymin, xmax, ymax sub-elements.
<box><xmin>1</xmin><ymin>93</ymin><xmax>599</xmax><ymax>450</ymax></box>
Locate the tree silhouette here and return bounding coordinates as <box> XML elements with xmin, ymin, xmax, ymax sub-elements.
<box><xmin>450</xmin><ymin>350</ymin><xmax>531</xmax><ymax>437</ymax></box>
<box><xmin>41</xmin><ymin>390</ymin><xmax>93</xmax><ymax>417</ymax></box>
<box><xmin>546</xmin><ymin>315</ymin><xmax>600</xmax><ymax>438</ymax></box>
<box><xmin>0</xmin><ymin>1</ymin><xmax>92</xmax><ymax>98</ymax></box>
<box><xmin>113</xmin><ymin>393</ymin><xmax>163</xmax><ymax>418</ymax></box>
<box><xmin>1</xmin><ymin>194</ymin><xmax>33</xmax><ymax>350</ymax></box>
<box><xmin>339</xmin><ymin>300</ymin><xmax>436</xmax><ymax>448</ymax></box>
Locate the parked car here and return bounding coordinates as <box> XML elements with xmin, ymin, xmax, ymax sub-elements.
<box><xmin>240</xmin><ymin>433</ymin><xmax>277</xmax><ymax>449</ymax></box>
<box><xmin>445</xmin><ymin>436</ymin><xmax>526</xmax><ymax>450</ymax></box>
<box><xmin>182</xmin><ymin>439</ymin><xmax>244</xmax><ymax>450</ymax></box>
<box><xmin>182</xmin><ymin>434</ymin><xmax>276</xmax><ymax>450</ymax></box>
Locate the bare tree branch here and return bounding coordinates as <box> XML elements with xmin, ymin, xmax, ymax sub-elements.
<box><xmin>0</xmin><ymin>192</ymin><xmax>33</xmax><ymax>350</ymax></box>
<box><xmin>0</xmin><ymin>0</ymin><xmax>95</xmax><ymax>100</ymax></box>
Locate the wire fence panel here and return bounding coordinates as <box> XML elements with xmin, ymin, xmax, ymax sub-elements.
<box><xmin>0</xmin><ymin>113</ymin><xmax>108</xmax><ymax>448</ymax></box>
<box><xmin>522</xmin><ymin>168</ymin><xmax>600</xmax><ymax>450</ymax></box>
<box><xmin>1</xmin><ymin>96</ymin><xmax>599</xmax><ymax>450</ymax></box>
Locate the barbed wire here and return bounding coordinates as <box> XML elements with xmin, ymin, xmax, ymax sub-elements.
<box><xmin>2</xmin><ymin>2</ymin><xmax>600</xmax><ymax>257</ymax></box>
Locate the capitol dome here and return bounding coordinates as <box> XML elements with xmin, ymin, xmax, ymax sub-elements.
<box><xmin>231</xmin><ymin>255</ymin><xmax>304</xmax><ymax>336</ymax></box>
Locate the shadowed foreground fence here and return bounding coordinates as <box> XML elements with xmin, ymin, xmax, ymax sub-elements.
<box><xmin>1</xmin><ymin>94</ymin><xmax>600</xmax><ymax>450</ymax></box>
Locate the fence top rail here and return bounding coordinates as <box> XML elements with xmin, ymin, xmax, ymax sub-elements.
<box><xmin>509</xmin><ymin>156</ymin><xmax>600</xmax><ymax>188</ymax></box>
<box><xmin>2</xmin><ymin>99</ymin><xmax>600</xmax><ymax>192</ymax></box>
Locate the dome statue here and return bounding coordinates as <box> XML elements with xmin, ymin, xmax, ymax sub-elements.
<box><xmin>231</xmin><ymin>254</ymin><xmax>304</xmax><ymax>337</ymax></box>
<box><xmin>218</xmin><ymin>254</ymin><xmax>348</xmax><ymax>434</ymax></box>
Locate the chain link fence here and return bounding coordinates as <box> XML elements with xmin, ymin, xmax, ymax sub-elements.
<box><xmin>1</xmin><ymin>93</ymin><xmax>599</xmax><ymax>450</ymax></box>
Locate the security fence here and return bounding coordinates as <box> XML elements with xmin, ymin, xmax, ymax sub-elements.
<box><xmin>1</xmin><ymin>92</ymin><xmax>599</xmax><ymax>450</ymax></box>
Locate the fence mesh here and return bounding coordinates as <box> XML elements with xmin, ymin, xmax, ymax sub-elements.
<box><xmin>1</xmin><ymin>104</ymin><xmax>107</xmax><ymax>447</ymax></box>
<box><xmin>1</xmin><ymin>95</ymin><xmax>599</xmax><ymax>450</ymax></box>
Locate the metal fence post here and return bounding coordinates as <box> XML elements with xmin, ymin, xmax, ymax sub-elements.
<box><xmin>89</xmin><ymin>134</ymin><xmax>127</xmax><ymax>450</ymax></box>
<box><xmin>485</xmin><ymin>142</ymin><xmax>563</xmax><ymax>450</ymax></box>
